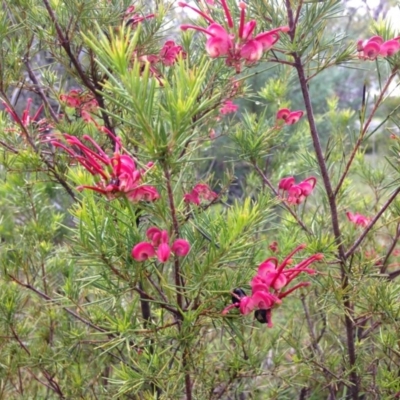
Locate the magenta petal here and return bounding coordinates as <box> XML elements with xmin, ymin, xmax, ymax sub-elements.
<box><xmin>239</xmin><ymin>296</ymin><xmax>255</xmax><ymax>315</ymax></box>
<box><xmin>206</xmin><ymin>36</ymin><xmax>231</xmax><ymax>58</ymax></box>
<box><xmin>363</xmin><ymin>41</ymin><xmax>381</xmax><ymax>60</ymax></box>
<box><xmin>132</xmin><ymin>242</ymin><xmax>155</xmax><ymax>261</ymax></box>
<box><xmin>278</xmin><ymin>176</ymin><xmax>295</xmax><ymax>191</ymax></box>
<box><xmin>380</xmin><ymin>39</ymin><xmax>400</xmax><ymax>57</ymax></box>
<box><xmin>240</xmin><ymin>39</ymin><xmax>263</xmax><ymax>62</ymax></box>
<box><xmin>276</xmin><ymin>108</ymin><xmax>291</xmax><ymax>121</ymax></box>
<box><xmin>285</xmin><ymin>111</ymin><xmax>304</xmax><ymax>125</ymax></box>
<box><xmin>156</xmin><ymin>243</ymin><xmax>171</xmax><ymax>263</ymax></box>
<box><xmin>171</xmin><ymin>239</ymin><xmax>191</xmax><ymax>257</ymax></box>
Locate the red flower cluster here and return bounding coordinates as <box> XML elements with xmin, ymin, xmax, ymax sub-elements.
<box><xmin>219</xmin><ymin>100</ymin><xmax>238</xmax><ymax>115</ymax></box>
<box><xmin>276</xmin><ymin>108</ymin><xmax>304</xmax><ymax>125</ymax></box>
<box><xmin>357</xmin><ymin>36</ymin><xmax>400</xmax><ymax>60</ymax></box>
<box><xmin>278</xmin><ymin>176</ymin><xmax>316</xmax><ymax>205</ymax></box>
<box><xmin>135</xmin><ymin>40</ymin><xmax>186</xmax><ymax>84</ymax></box>
<box><xmin>159</xmin><ymin>40</ymin><xmax>186</xmax><ymax>66</ymax></box>
<box><xmin>60</xmin><ymin>90</ymin><xmax>99</xmax><ymax>113</ymax></box>
<box><xmin>51</xmin><ymin>133</ymin><xmax>159</xmax><ymax>202</ymax></box>
<box><xmin>184</xmin><ymin>183</ymin><xmax>217</xmax><ymax>205</ymax></box>
<box><xmin>180</xmin><ymin>1</ymin><xmax>289</xmax><ymax>72</ymax></box>
<box><xmin>223</xmin><ymin>244</ymin><xmax>323</xmax><ymax>327</ymax></box>
<box><xmin>346</xmin><ymin>211</ymin><xmax>369</xmax><ymax>228</ymax></box>
<box><xmin>132</xmin><ymin>227</ymin><xmax>191</xmax><ymax>263</ymax></box>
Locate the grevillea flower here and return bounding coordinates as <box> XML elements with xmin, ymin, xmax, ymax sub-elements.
<box><xmin>357</xmin><ymin>36</ymin><xmax>400</xmax><ymax>60</ymax></box>
<box><xmin>346</xmin><ymin>211</ymin><xmax>370</xmax><ymax>228</ymax></box>
<box><xmin>50</xmin><ymin>131</ymin><xmax>159</xmax><ymax>202</ymax></box>
<box><xmin>159</xmin><ymin>40</ymin><xmax>186</xmax><ymax>66</ymax></box>
<box><xmin>179</xmin><ymin>1</ymin><xmax>289</xmax><ymax>72</ymax></box>
<box><xmin>184</xmin><ymin>183</ymin><xmax>217</xmax><ymax>205</ymax></box>
<box><xmin>276</xmin><ymin>108</ymin><xmax>304</xmax><ymax>125</ymax></box>
<box><xmin>219</xmin><ymin>100</ymin><xmax>238</xmax><ymax>115</ymax></box>
<box><xmin>132</xmin><ymin>227</ymin><xmax>191</xmax><ymax>263</ymax></box>
<box><xmin>278</xmin><ymin>176</ymin><xmax>316</xmax><ymax>205</ymax></box>
<box><xmin>223</xmin><ymin>245</ymin><xmax>323</xmax><ymax>327</ymax></box>
<box><xmin>60</xmin><ymin>90</ymin><xmax>99</xmax><ymax>113</ymax></box>
<box><xmin>3</xmin><ymin>98</ymin><xmax>44</xmax><ymax>128</ymax></box>
<box><xmin>124</xmin><ymin>5</ymin><xmax>155</xmax><ymax>26</ymax></box>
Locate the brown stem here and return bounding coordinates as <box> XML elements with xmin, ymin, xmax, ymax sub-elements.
<box><xmin>24</xmin><ymin>59</ymin><xmax>60</xmax><ymax>123</ymax></box>
<box><xmin>334</xmin><ymin>71</ymin><xmax>397</xmax><ymax>197</ymax></box>
<box><xmin>0</xmin><ymin>140</ymin><xmax>19</xmax><ymax>153</ymax></box>
<box><xmin>40</xmin><ymin>0</ymin><xmax>117</xmax><ymax>147</ymax></box>
<box><xmin>345</xmin><ymin>187</ymin><xmax>400</xmax><ymax>259</ymax></box>
<box><xmin>285</xmin><ymin>0</ymin><xmax>357</xmax><ymax>394</ymax></box>
<box><xmin>8</xmin><ymin>274</ymin><xmax>112</xmax><ymax>333</ymax></box>
<box><xmin>163</xmin><ymin>164</ymin><xmax>184</xmax><ymax>310</ymax></box>
<box><xmin>163</xmin><ymin>163</ymin><xmax>192</xmax><ymax>399</ymax></box>
<box><xmin>380</xmin><ymin>222</ymin><xmax>400</xmax><ymax>274</ymax></box>
<box><xmin>1</xmin><ymin>92</ymin><xmax>77</xmax><ymax>201</ymax></box>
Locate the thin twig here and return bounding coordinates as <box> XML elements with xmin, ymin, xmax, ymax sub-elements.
<box><xmin>345</xmin><ymin>187</ymin><xmax>400</xmax><ymax>259</ymax></box>
<box><xmin>334</xmin><ymin>71</ymin><xmax>397</xmax><ymax>197</ymax></box>
<box><xmin>380</xmin><ymin>222</ymin><xmax>400</xmax><ymax>274</ymax></box>
<box><xmin>24</xmin><ymin>59</ymin><xmax>60</xmax><ymax>123</ymax></box>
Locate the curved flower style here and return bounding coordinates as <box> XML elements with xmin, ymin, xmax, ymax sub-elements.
<box><xmin>357</xmin><ymin>35</ymin><xmax>400</xmax><ymax>60</ymax></box>
<box><xmin>132</xmin><ymin>227</ymin><xmax>191</xmax><ymax>263</ymax></box>
<box><xmin>124</xmin><ymin>5</ymin><xmax>155</xmax><ymax>26</ymax></box>
<box><xmin>278</xmin><ymin>176</ymin><xmax>316</xmax><ymax>205</ymax></box>
<box><xmin>184</xmin><ymin>183</ymin><xmax>218</xmax><ymax>205</ymax></box>
<box><xmin>346</xmin><ymin>211</ymin><xmax>369</xmax><ymax>228</ymax></box>
<box><xmin>51</xmin><ymin>132</ymin><xmax>159</xmax><ymax>202</ymax></box>
<box><xmin>223</xmin><ymin>245</ymin><xmax>323</xmax><ymax>327</ymax></box>
<box><xmin>3</xmin><ymin>98</ymin><xmax>44</xmax><ymax>128</ymax></box>
<box><xmin>276</xmin><ymin>108</ymin><xmax>304</xmax><ymax>125</ymax></box>
<box><xmin>179</xmin><ymin>1</ymin><xmax>289</xmax><ymax>72</ymax></box>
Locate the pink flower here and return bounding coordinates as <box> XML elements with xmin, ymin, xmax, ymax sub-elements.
<box><xmin>357</xmin><ymin>36</ymin><xmax>400</xmax><ymax>60</ymax></box>
<box><xmin>171</xmin><ymin>239</ymin><xmax>191</xmax><ymax>257</ymax></box>
<box><xmin>60</xmin><ymin>90</ymin><xmax>99</xmax><ymax>112</ymax></box>
<box><xmin>379</xmin><ymin>39</ymin><xmax>400</xmax><ymax>57</ymax></box>
<box><xmin>3</xmin><ymin>98</ymin><xmax>44</xmax><ymax>127</ymax></box>
<box><xmin>156</xmin><ymin>243</ymin><xmax>171</xmax><ymax>263</ymax></box>
<box><xmin>159</xmin><ymin>40</ymin><xmax>186</xmax><ymax>66</ymax></box>
<box><xmin>180</xmin><ymin>1</ymin><xmax>288</xmax><ymax>72</ymax></box>
<box><xmin>346</xmin><ymin>211</ymin><xmax>370</xmax><ymax>228</ymax></box>
<box><xmin>50</xmin><ymin>133</ymin><xmax>159</xmax><ymax>202</ymax></box>
<box><xmin>276</xmin><ymin>108</ymin><xmax>304</xmax><ymax>125</ymax></box>
<box><xmin>132</xmin><ymin>242</ymin><xmax>156</xmax><ymax>261</ymax></box>
<box><xmin>184</xmin><ymin>183</ymin><xmax>217</xmax><ymax>205</ymax></box>
<box><xmin>223</xmin><ymin>245</ymin><xmax>323</xmax><ymax>327</ymax></box>
<box><xmin>219</xmin><ymin>100</ymin><xmax>238</xmax><ymax>115</ymax></box>
<box><xmin>132</xmin><ymin>227</ymin><xmax>191</xmax><ymax>263</ymax></box>
<box><xmin>278</xmin><ymin>176</ymin><xmax>316</xmax><ymax>205</ymax></box>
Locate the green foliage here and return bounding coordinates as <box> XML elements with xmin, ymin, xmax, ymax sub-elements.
<box><xmin>1</xmin><ymin>0</ymin><xmax>400</xmax><ymax>398</ymax></box>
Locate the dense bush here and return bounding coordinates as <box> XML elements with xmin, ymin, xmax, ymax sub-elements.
<box><xmin>1</xmin><ymin>0</ymin><xmax>400</xmax><ymax>398</ymax></box>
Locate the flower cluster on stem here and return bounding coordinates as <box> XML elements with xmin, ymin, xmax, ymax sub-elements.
<box><xmin>179</xmin><ymin>1</ymin><xmax>289</xmax><ymax>72</ymax></box>
<box><xmin>357</xmin><ymin>36</ymin><xmax>400</xmax><ymax>60</ymax></box>
<box><xmin>132</xmin><ymin>227</ymin><xmax>191</xmax><ymax>263</ymax></box>
<box><xmin>346</xmin><ymin>211</ymin><xmax>369</xmax><ymax>228</ymax></box>
<box><xmin>276</xmin><ymin>108</ymin><xmax>304</xmax><ymax>125</ymax></box>
<box><xmin>278</xmin><ymin>176</ymin><xmax>316</xmax><ymax>205</ymax></box>
<box><xmin>223</xmin><ymin>244</ymin><xmax>323</xmax><ymax>327</ymax></box>
<box><xmin>51</xmin><ymin>132</ymin><xmax>159</xmax><ymax>202</ymax></box>
<box><xmin>184</xmin><ymin>183</ymin><xmax>217</xmax><ymax>205</ymax></box>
